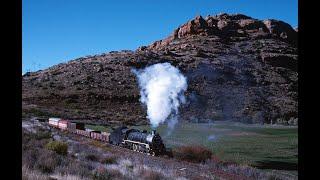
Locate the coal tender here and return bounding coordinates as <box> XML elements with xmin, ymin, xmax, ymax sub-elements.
<box><xmin>109</xmin><ymin>126</ymin><xmax>166</xmax><ymax>156</ymax></box>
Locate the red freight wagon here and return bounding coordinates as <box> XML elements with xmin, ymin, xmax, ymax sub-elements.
<box><xmin>76</xmin><ymin>129</ymin><xmax>90</xmax><ymax>137</ymax></box>
<box><xmin>101</xmin><ymin>133</ymin><xmax>109</xmax><ymax>142</ymax></box>
<box><xmin>90</xmin><ymin>131</ymin><xmax>102</xmax><ymax>140</ymax></box>
<box><xmin>58</xmin><ymin>120</ymin><xmax>68</xmax><ymax>130</ymax></box>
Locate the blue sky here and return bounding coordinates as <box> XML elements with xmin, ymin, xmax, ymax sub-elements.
<box><xmin>22</xmin><ymin>0</ymin><xmax>298</xmax><ymax>73</ymax></box>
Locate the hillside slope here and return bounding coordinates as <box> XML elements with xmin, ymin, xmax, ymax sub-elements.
<box><xmin>22</xmin><ymin>13</ymin><xmax>298</xmax><ymax>125</ymax></box>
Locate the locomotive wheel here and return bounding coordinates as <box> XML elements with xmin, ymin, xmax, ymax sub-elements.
<box><xmin>133</xmin><ymin>144</ymin><xmax>137</xmax><ymax>151</ymax></box>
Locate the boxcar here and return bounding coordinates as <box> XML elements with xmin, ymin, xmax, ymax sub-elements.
<box><xmin>68</xmin><ymin>122</ymin><xmax>85</xmax><ymax>130</ymax></box>
<box><xmin>90</xmin><ymin>131</ymin><xmax>110</xmax><ymax>142</ymax></box>
<box><xmin>48</xmin><ymin>118</ymin><xmax>61</xmax><ymax>128</ymax></box>
<box><xmin>68</xmin><ymin>122</ymin><xmax>85</xmax><ymax>133</ymax></box>
<box><xmin>101</xmin><ymin>132</ymin><xmax>110</xmax><ymax>142</ymax></box>
<box><xmin>90</xmin><ymin>131</ymin><xmax>102</xmax><ymax>140</ymax></box>
<box><xmin>58</xmin><ymin>120</ymin><xmax>68</xmax><ymax>130</ymax></box>
<box><xmin>76</xmin><ymin>129</ymin><xmax>91</xmax><ymax>137</ymax></box>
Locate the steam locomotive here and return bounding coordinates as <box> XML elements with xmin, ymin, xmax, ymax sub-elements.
<box><xmin>48</xmin><ymin>118</ymin><xmax>167</xmax><ymax>156</ymax></box>
<box><xmin>109</xmin><ymin>126</ymin><xmax>166</xmax><ymax>156</ymax></box>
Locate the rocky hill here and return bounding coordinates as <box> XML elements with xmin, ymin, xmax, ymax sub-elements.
<box><xmin>22</xmin><ymin>13</ymin><xmax>298</xmax><ymax>125</ymax></box>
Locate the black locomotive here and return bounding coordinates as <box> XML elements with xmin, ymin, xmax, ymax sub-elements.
<box><xmin>109</xmin><ymin>126</ymin><xmax>166</xmax><ymax>156</ymax></box>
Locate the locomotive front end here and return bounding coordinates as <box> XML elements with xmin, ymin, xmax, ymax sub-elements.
<box><xmin>148</xmin><ymin>130</ymin><xmax>166</xmax><ymax>156</ymax></box>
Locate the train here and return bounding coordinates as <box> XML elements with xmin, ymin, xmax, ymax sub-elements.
<box><xmin>48</xmin><ymin>118</ymin><xmax>167</xmax><ymax>156</ymax></box>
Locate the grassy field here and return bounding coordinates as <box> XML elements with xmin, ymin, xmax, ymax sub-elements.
<box><xmin>86</xmin><ymin>121</ymin><xmax>297</xmax><ymax>174</ymax></box>
<box><xmin>85</xmin><ymin>124</ymin><xmax>110</xmax><ymax>132</ymax></box>
<box><xmin>132</xmin><ymin>122</ymin><xmax>298</xmax><ymax>172</ymax></box>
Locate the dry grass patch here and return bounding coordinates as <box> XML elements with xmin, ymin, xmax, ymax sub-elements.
<box><xmin>173</xmin><ymin>145</ymin><xmax>213</xmax><ymax>163</ymax></box>
<box><xmin>22</xmin><ymin>166</ymin><xmax>50</xmax><ymax>180</ymax></box>
<box><xmin>138</xmin><ymin>167</ymin><xmax>167</xmax><ymax>180</ymax></box>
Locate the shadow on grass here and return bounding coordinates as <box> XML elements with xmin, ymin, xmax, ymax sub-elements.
<box><xmin>253</xmin><ymin>160</ymin><xmax>297</xmax><ymax>170</ymax></box>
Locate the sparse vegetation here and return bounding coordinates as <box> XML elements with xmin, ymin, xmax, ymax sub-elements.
<box><xmin>92</xmin><ymin>167</ymin><xmax>115</xmax><ymax>180</ymax></box>
<box><xmin>22</xmin><ymin>117</ymin><xmax>297</xmax><ymax>179</ymax></box>
<box><xmin>139</xmin><ymin>168</ymin><xmax>167</xmax><ymax>180</ymax></box>
<box><xmin>85</xmin><ymin>154</ymin><xmax>99</xmax><ymax>161</ymax></box>
<box><xmin>24</xmin><ymin>108</ymin><xmax>57</xmax><ymax>117</ymax></box>
<box><xmin>45</xmin><ymin>141</ymin><xmax>68</xmax><ymax>155</ymax></box>
<box><xmin>34</xmin><ymin>149</ymin><xmax>59</xmax><ymax>173</ymax></box>
<box><xmin>22</xmin><ymin>165</ymin><xmax>50</xmax><ymax>180</ymax></box>
<box><xmin>101</xmin><ymin>156</ymin><xmax>117</xmax><ymax>164</ymax></box>
<box><xmin>35</xmin><ymin>129</ymin><xmax>52</xmax><ymax>140</ymax></box>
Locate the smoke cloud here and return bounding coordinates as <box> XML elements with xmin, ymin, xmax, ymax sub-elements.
<box><xmin>132</xmin><ymin>62</ymin><xmax>187</xmax><ymax>129</ymax></box>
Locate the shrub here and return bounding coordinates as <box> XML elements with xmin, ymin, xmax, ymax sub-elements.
<box><xmin>101</xmin><ymin>156</ymin><xmax>117</xmax><ymax>164</ymax></box>
<box><xmin>92</xmin><ymin>166</ymin><xmax>117</xmax><ymax>180</ymax></box>
<box><xmin>85</xmin><ymin>154</ymin><xmax>98</xmax><ymax>161</ymax></box>
<box><xmin>22</xmin><ymin>149</ymin><xmax>39</xmax><ymax>168</ymax></box>
<box><xmin>22</xmin><ymin>165</ymin><xmax>50</xmax><ymax>180</ymax></box>
<box><xmin>92</xmin><ymin>171</ymin><xmax>111</xmax><ymax>180</ymax></box>
<box><xmin>55</xmin><ymin>160</ymin><xmax>92</xmax><ymax>178</ymax></box>
<box><xmin>173</xmin><ymin>145</ymin><xmax>213</xmax><ymax>163</ymax></box>
<box><xmin>34</xmin><ymin>130</ymin><xmax>52</xmax><ymax>140</ymax></box>
<box><xmin>45</xmin><ymin>141</ymin><xmax>68</xmax><ymax>155</ymax></box>
<box><xmin>139</xmin><ymin>169</ymin><xmax>165</xmax><ymax>180</ymax></box>
<box><xmin>34</xmin><ymin>149</ymin><xmax>59</xmax><ymax>173</ymax></box>
<box><xmin>26</xmin><ymin>108</ymin><xmax>56</xmax><ymax>117</ymax></box>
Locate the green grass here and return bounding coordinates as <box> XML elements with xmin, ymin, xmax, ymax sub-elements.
<box><xmin>85</xmin><ymin>124</ymin><xmax>110</xmax><ymax>132</ymax></box>
<box><xmin>86</xmin><ymin>121</ymin><xmax>297</xmax><ymax>173</ymax></box>
<box><xmin>133</xmin><ymin>122</ymin><xmax>297</xmax><ymax>171</ymax></box>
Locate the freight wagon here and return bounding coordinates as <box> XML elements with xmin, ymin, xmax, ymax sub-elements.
<box><xmin>68</xmin><ymin>122</ymin><xmax>85</xmax><ymax>131</ymax></box>
<box><xmin>76</xmin><ymin>129</ymin><xmax>91</xmax><ymax>137</ymax></box>
<box><xmin>58</xmin><ymin>120</ymin><xmax>68</xmax><ymax>130</ymax></box>
<box><xmin>47</xmin><ymin>117</ymin><xmax>167</xmax><ymax>156</ymax></box>
<box><xmin>48</xmin><ymin>118</ymin><xmax>61</xmax><ymax>128</ymax></box>
<box><xmin>90</xmin><ymin>131</ymin><xmax>108</xmax><ymax>141</ymax></box>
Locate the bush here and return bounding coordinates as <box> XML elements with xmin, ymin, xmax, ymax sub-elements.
<box><xmin>34</xmin><ymin>130</ymin><xmax>51</xmax><ymax>140</ymax></box>
<box><xmin>139</xmin><ymin>169</ymin><xmax>165</xmax><ymax>180</ymax></box>
<box><xmin>92</xmin><ymin>171</ymin><xmax>112</xmax><ymax>180</ymax></box>
<box><xmin>85</xmin><ymin>154</ymin><xmax>98</xmax><ymax>161</ymax></box>
<box><xmin>173</xmin><ymin>145</ymin><xmax>213</xmax><ymax>163</ymax></box>
<box><xmin>22</xmin><ymin>165</ymin><xmax>50</xmax><ymax>180</ymax></box>
<box><xmin>26</xmin><ymin>108</ymin><xmax>56</xmax><ymax>117</ymax></box>
<box><xmin>92</xmin><ymin>166</ymin><xmax>118</xmax><ymax>180</ymax></box>
<box><xmin>55</xmin><ymin>160</ymin><xmax>92</xmax><ymax>178</ymax></box>
<box><xmin>101</xmin><ymin>156</ymin><xmax>117</xmax><ymax>164</ymax></box>
<box><xmin>22</xmin><ymin>149</ymin><xmax>39</xmax><ymax>168</ymax></box>
<box><xmin>34</xmin><ymin>149</ymin><xmax>59</xmax><ymax>173</ymax></box>
<box><xmin>45</xmin><ymin>141</ymin><xmax>68</xmax><ymax>155</ymax></box>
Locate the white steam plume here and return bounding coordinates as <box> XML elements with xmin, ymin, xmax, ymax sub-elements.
<box><xmin>132</xmin><ymin>62</ymin><xmax>187</xmax><ymax>129</ymax></box>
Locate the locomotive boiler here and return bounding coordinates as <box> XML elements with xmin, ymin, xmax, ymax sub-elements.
<box><xmin>109</xmin><ymin>126</ymin><xmax>166</xmax><ymax>156</ymax></box>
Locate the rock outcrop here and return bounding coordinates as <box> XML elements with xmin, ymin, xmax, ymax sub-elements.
<box><xmin>22</xmin><ymin>13</ymin><xmax>298</xmax><ymax>125</ymax></box>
